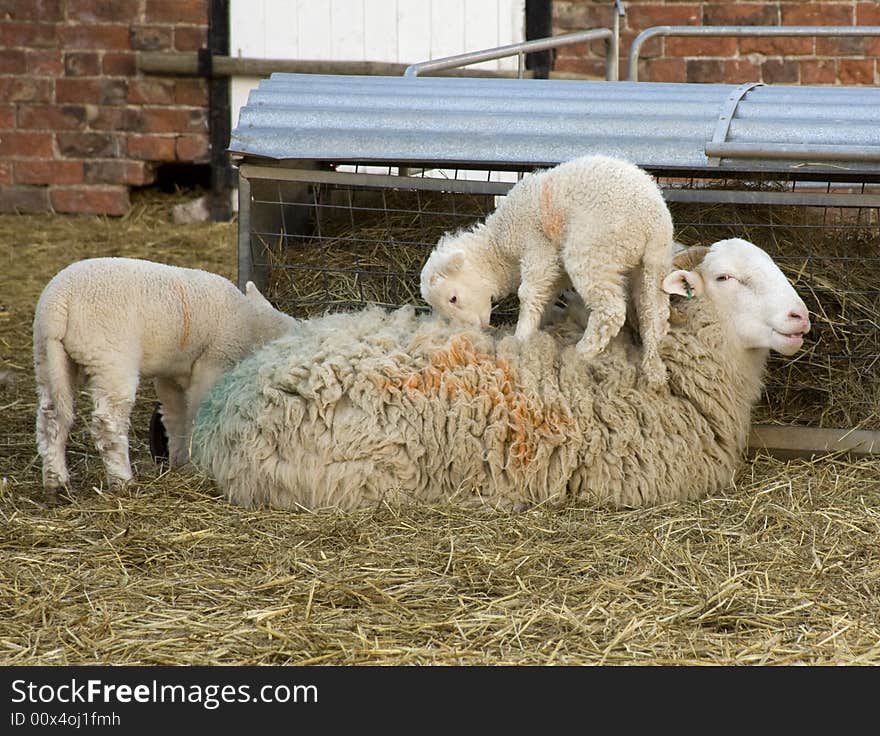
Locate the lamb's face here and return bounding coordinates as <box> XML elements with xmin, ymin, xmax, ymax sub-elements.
<box><xmin>420</xmin><ymin>248</ymin><xmax>493</xmax><ymax>329</ymax></box>
<box><xmin>663</xmin><ymin>238</ymin><xmax>810</xmax><ymax>356</ymax></box>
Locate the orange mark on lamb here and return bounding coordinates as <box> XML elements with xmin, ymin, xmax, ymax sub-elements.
<box><xmin>539</xmin><ymin>180</ymin><xmax>565</xmax><ymax>243</ymax></box>
<box><xmin>395</xmin><ymin>336</ymin><xmax>571</xmax><ymax>468</ymax></box>
<box><xmin>172</xmin><ymin>280</ymin><xmax>192</xmax><ymax>349</ymax></box>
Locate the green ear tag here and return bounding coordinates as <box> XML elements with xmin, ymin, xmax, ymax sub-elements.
<box><xmin>685</xmin><ymin>282</ymin><xmax>693</xmax><ymax>300</ymax></box>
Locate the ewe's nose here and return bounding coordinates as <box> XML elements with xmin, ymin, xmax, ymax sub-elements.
<box><xmin>789</xmin><ymin>306</ymin><xmax>811</xmax><ymax>334</ymax></box>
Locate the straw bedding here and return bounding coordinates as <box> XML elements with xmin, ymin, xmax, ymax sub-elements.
<box><xmin>2</xmin><ymin>189</ymin><xmax>880</xmax><ymax>665</ymax></box>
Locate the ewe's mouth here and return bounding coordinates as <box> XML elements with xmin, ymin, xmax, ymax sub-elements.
<box><xmin>773</xmin><ymin>329</ymin><xmax>806</xmax><ymax>343</ymax></box>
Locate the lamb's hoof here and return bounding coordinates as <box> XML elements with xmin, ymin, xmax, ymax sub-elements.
<box><xmin>642</xmin><ymin>361</ymin><xmax>668</xmax><ymax>389</ymax></box>
<box><xmin>45</xmin><ymin>486</ymin><xmax>74</xmax><ymax>507</ymax></box>
<box><xmin>107</xmin><ymin>476</ymin><xmax>133</xmax><ymax>493</ymax></box>
<box><xmin>575</xmin><ymin>341</ymin><xmax>601</xmax><ymax>363</ymax></box>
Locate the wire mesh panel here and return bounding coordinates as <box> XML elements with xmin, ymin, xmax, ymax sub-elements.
<box><xmin>240</xmin><ymin>164</ymin><xmax>880</xmax><ymax>431</ymax></box>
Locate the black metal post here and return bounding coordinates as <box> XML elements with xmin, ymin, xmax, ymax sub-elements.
<box><xmin>525</xmin><ymin>0</ymin><xmax>553</xmax><ymax>79</ymax></box>
<box><xmin>207</xmin><ymin>0</ymin><xmax>232</xmax><ymax>221</ymax></box>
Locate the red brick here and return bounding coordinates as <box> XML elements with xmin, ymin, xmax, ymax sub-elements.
<box><xmin>174</xmin><ymin>25</ymin><xmax>207</xmax><ymax>52</ymax></box>
<box><xmin>174</xmin><ymin>79</ymin><xmax>208</xmax><ymax>106</ymax></box>
<box><xmin>14</xmin><ymin>159</ymin><xmax>84</xmax><ymax>185</ymax></box>
<box><xmin>127</xmin><ymin>78</ymin><xmax>176</xmax><ymax>105</ymax></box>
<box><xmin>857</xmin><ymin>2</ymin><xmax>880</xmax><ymax>25</ymax></box>
<box><xmin>18</xmin><ymin>105</ymin><xmax>87</xmax><ymax>131</ymax></box>
<box><xmin>26</xmin><ymin>50</ymin><xmax>63</xmax><ymax>75</ymax></box>
<box><xmin>127</xmin><ymin>134</ymin><xmax>177</xmax><ymax>161</ymax></box>
<box><xmin>64</xmin><ymin>51</ymin><xmax>102</xmax><ymax>76</ymax></box>
<box><xmin>130</xmin><ymin>25</ymin><xmax>173</xmax><ymax>51</ymax></box>
<box><xmin>666</xmin><ymin>36</ymin><xmax>738</xmax><ymax>58</ymax></box>
<box><xmin>0</xmin><ymin>49</ymin><xmax>26</xmax><ymax>73</ymax></box>
<box><xmin>56</xmin><ymin>132</ymin><xmax>121</xmax><ymax>158</ymax></box>
<box><xmin>56</xmin><ymin>78</ymin><xmax>128</xmax><ymax>105</ymax></box>
<box><xmin>87</xmin><ymin>106</ymin><xmax>145</xmax><ymax>132</ymax></box>
<box><xmin>0</xmin><ymin>186</ymin><xmax>52</xmax><ymax>214</ymax></box>
<box><xmin>175</xmin><ymin>134</ymin><xmax>209</xmax><ymax>162</ymax></box>
<box><xmin>145</xmin><ymin>0</ymin><xmax>208</xmax><ymax>25</ymax></box>
<box><xmin>625</xmin><ymin>3</ymin><xmax>700</xmax><ymax>30</ymax></box>
<box><xmin>140</xmin><ymin>107</ymin><xmax>207</xmax><ymax>134</ymax></box>
<box><xmin>641</xmin><ymin>57</ymin><xmax>686</xmax><ymax>83</ymax></box>
<box><xmin>56</xmin><ymin>78</ymin><xmax>101</xmax><ymax>104</ymax></box>
<box><xmin>552</xmin><ymin>1</ymin><xmax>612</xmax><ymax>31</ymax></box>
<box><xmin>0</xmin><ymin>131</ymin><xmax>54</xmax><ymax>157</ymax></box>
<box><xmin>552</xmin><ymin>56</ymin><xmax>610</xmax><ymax>79</ymax></box>
<box><xmin>685</xmin><ymin>58</ymin><xmax>724</xmax><ymax>84</ymax></box>
<box><xmin>59</xmin><ymin>24</ymin><xmax>131</xmax><ymax>50</ymax></box>
<box><xmin>0</xmin><ymin>160</ymin><xmax>11</xmax><ymax>186</ymax></box>
<box><xmin>800</xmin><ymin>59</ymin><xmax>838</xmax><ymax>85</ymax></box>
<box><xmin>724</xmin><ymin>59</ymin><xmax>761</xmax><ymax>84</ymax></box>
<box><xmin>51</xmin><ymin>186</ymin><xmax>130</xmax><ymax>216</ymax></box>
<box><xmin>815</xmin><ymin>36</ymin><xmax>880</xmax><ymax>58</ymax></box>
<box><xmin>838</xmin><ymin>59</ymin><xmax>874</xmax><ymax>85</ymax></box>
<box><xmin>67</xmin><ymin>0</ymin><xmax>141</xmax><ymax>23</ymax></box>
<box><xmin>0</xmin><ymin>77</ymin><xmax>51</xmax><ymax>103</ymax></box>
<box><xmin>0</xmin><ymin>21</ymin><xmax>57</xmax><ymax>48</ymax></box>
<box><xmin>703</xmin><ymin>3</ymin><xmax>779</xmax><ymax>26</ymax></box>
<box><xmin>782</xmin><ymin>4</ymin><xmax>854</xmax><ymax>26</ymax></box>
<box><xmin>0</xmin><ymin>0</ymin><xmax>63</xmax><ymax>21</ymax></box>
<box><xmin>761</xmin><ymin>59</ymin><xmax>799</xmax><ymax>84</ymax></box>
<box><xmin>0</xmin><ymin>105</ymin><xmax>14</xmax><ymax>129</ymax></box>
<box><xmin>102</xmin><ymin>52</ymin><xmax>136</xmax><ymax>76</ymax></box>
<box><xmin>739</xmin><ymin>37</ymin><xmax>815</xmax><ymax>56</ymax></box>
<box><xmin>84</xmin><ymin>159</ymin><xmax>154</xmax><ymax>186</ymax></box>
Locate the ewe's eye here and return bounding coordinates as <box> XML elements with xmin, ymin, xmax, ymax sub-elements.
<box><xmin>716</xmin><ymin>274</ymin><xmax>733</xmax><ymax>282</ymax></box>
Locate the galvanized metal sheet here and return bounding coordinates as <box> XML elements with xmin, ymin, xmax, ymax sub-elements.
<box><xmin>230</xmin><ymin>74</ymin><xmax>880</xmax><ymax>175</ymax></box>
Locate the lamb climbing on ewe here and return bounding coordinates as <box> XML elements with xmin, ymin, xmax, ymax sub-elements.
<box><xmin>33</xmin><ymin>257</ymin><xmax>297</xmax><ymax>495</ymax></box>
<box><xmin>420</xmin><ymin>154</ymin><xmax>675</xmax><ymax>386</ymax></box>
<box><xmin>192</xmin><ymin>238</ymin><xmax>810</xmax><ymax>512</ymax></box>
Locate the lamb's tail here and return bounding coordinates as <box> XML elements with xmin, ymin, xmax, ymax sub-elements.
<box><xmin>33</xmin><ymin>295</ymin><xmax>77</xmax><ymax>430</ymax></box>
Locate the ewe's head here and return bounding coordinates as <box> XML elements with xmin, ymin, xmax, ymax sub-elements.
<box><xmin>662</xmin><ymin>238</ymin><xmax>810</xmax><ymax>356</ymax></box>
<box><xmin>420</xmin><ymin>230</ymin><xmax>495</xmax><ymax>330</ymax></box>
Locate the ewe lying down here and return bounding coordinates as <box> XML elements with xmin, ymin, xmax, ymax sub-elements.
<box><xmin>33</xmin><ymin>257</ymin><xmax>297</xmax><ymax>493</ymax></box>
<box><xmin>192</xmin><ymin>238</ymin><xmax>810</xmax><ymax>511</ymax></box>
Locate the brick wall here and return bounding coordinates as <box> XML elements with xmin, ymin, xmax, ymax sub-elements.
<box><xmin>0</xmin><ymin>0</ymin><xmax>209</xmax><ymax>216</ymax></box>
<box><xmin>554</xmin><ymin>1</ymin><xmax>880</xmax><ymax>85</ymax></box>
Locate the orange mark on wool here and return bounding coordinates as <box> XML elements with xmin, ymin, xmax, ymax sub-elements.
<box><xmin>396</xmin><ymin>336</ymin><xmax>571</xmax><ymax>468</ymax></box>
<box><xmin>539</xmin><ymin>180</ymin><xmax>565</xmax><ymax>243</ymax></box>
<box><xmin>172</xmin><ymin>280</ymin><xmax>192</xmax><ymax>349</ymax></box>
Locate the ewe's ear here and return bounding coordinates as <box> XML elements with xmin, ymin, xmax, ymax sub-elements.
<box><xmin>662</xmin><ymin>269</ymin><xmax>704</xmax><ymax>298</ymax></box>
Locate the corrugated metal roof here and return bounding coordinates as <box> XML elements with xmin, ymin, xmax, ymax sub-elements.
<box><xmin>229</xmin><ymin>74</ymin><xmax>880</xmax><ymax>175</ymax></box>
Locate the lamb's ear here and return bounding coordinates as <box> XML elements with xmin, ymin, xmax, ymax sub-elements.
<box><xmin>662</xmin><ymin>269</ymin><xmax>704</xmax><ymax>298</ymax></box>
<box><xmin>245</xmin><ymin>280</ymin><xmax>273</xmax><ymax>308</ymax></box>
<box><xmin>443</xmin><ymin>250</ymin><xmax>465</xmax><ymax>273</ymax></box>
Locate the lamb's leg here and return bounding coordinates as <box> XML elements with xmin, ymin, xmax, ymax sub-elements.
<box><xmin>87</xmin><ymin>369</ymin><xmax>139</xmax><ymax>490</ymax></box>
<box><xmin>514</xmin><ymin>256</ymin><xmax>563</xmax><ymax>341</ymax></box>
<box><xmin>563</xmin><ymin>240</ymin><xmax>628</xmax><ymax>362</ymax></box>
<box><xmin>34</xmin><ymin>338</ymin><xmax>78</xmax><ymax>493</ymax></box>
<box><xmin>180</xmin><ymin>363</ymin><xmax>223</xmax><ymax>463</ymax></box>
<box><xmin>635</xmin><ymin>253</ymin><xmax>671</xmax><ymax>387</ymax></box>
<box><xmin>153</xmin><ymin>377</ymin><xmax>189</xmax><ymax>467</ymax></box>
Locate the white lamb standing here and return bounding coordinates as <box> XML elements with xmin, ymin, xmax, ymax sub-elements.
<box><xmin>33</xmin><ymin>257</ymin><xmax>297</xmax><ymax>494</ymax></box>
<box><xmin>192</xmin><ymin>238</ymin><xmax>811</xmax><ymax>512</ymax></box>
<box><xmin>420</xmin><ymin>154</ymin><xmax>675</xmax><ymax>386</ymax></box>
